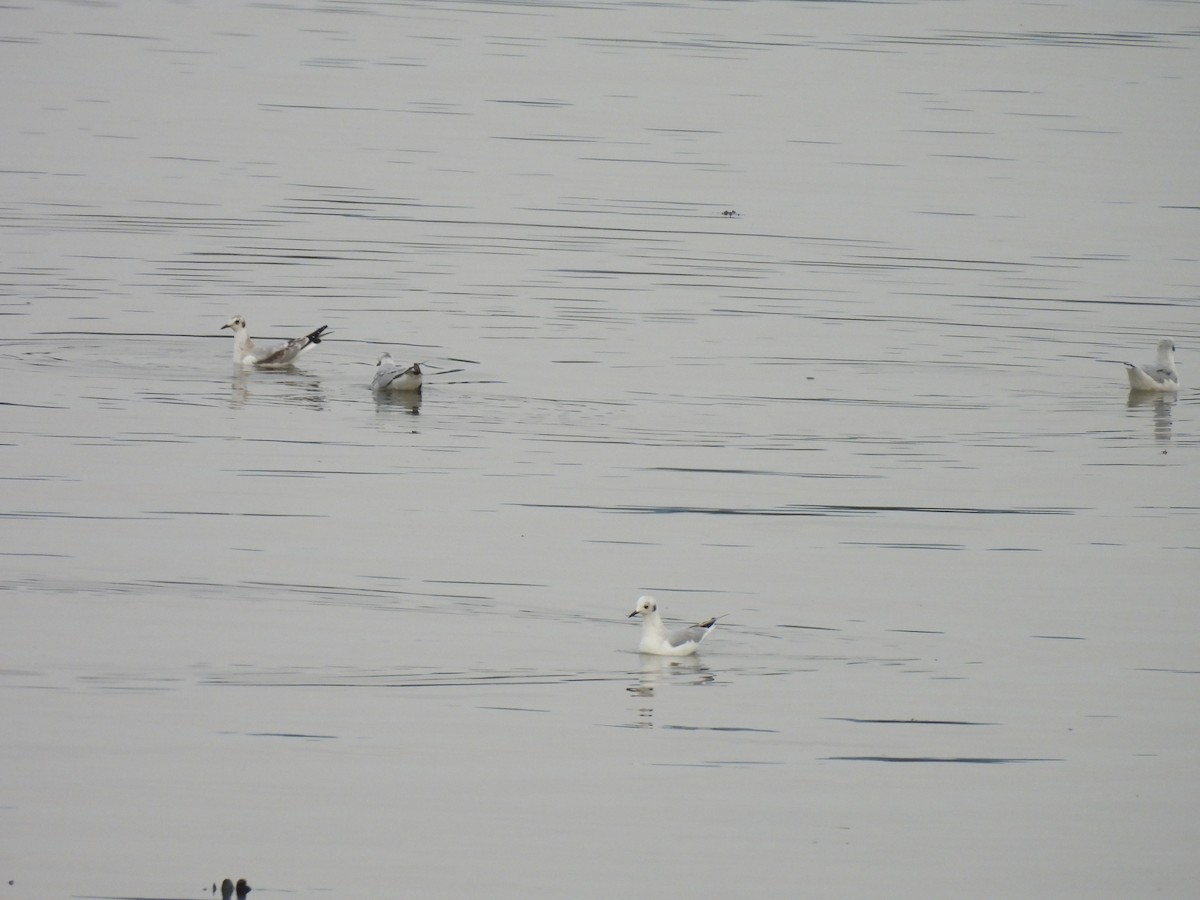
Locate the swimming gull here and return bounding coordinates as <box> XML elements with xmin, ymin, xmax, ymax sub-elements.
<box><xmin>221</xmin><ymin>315</ymin><xmax>329</xmax><ymax>368</ymax></box>
<box><xmin>371</xmin><ymin>353</ymin><xmax>423</xmax><ymax>392</ymax></box>
<box><xmin>628</xmin><ymin>595</ymin><xmax>719</xmax><ymax>656</ymax></box>
<box><xmin>1123</xmin><ymin>338</ymin><xmax>1179</xmax><ymax>392</ymax></box>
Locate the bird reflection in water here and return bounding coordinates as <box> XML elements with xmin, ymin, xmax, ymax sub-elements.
<box><xmin>1126</xmin><ymin>390</ymin><xmax>1176</xmax><ymax>444</ymax></box>
<box><xmin>229</xmin><ymin>369</ymin><xmax>325</xmax><ymax>410</ymax></box>
<box><xmin>373</xmin><ymin>388</ymin><xmax>422</xmax><ymax>415</ymax></box>
<box><xmin>627</xmin><ymin>655</ymin><xmax>715</xmax><ymax>727</ymax></box>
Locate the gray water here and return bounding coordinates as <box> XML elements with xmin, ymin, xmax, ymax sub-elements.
<box><xmin>2</xmin><ymin>1</ymin><xmax>1198</xmax><ymax>898</ymax></box>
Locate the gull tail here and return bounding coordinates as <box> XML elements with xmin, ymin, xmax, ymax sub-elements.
<box><xmin>306</xmin><ymin>325</ymin><xmax>330</xmax><ymax>345</ymax></box>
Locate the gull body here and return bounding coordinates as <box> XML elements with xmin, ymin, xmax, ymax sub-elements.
<box><xmin>627</xmin><ymin>595</ymin><xmax>718</xmax><ymax>656</ymax></box>
<box><xmin>1124</xmin><ymin>338</ymin><xmax>1178</xmax><ymax>392</ymax></box>
<box><xmin>371</xmin><ymin>353</ymin><xmax>423</xmax><ymax>392</ymax></box>
<box><xmin>221</xmin><ymin>315</ymin><xmax>329</xmax><ymax>368</ymax></box>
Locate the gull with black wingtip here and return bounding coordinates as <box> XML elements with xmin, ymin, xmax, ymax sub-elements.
<box><xmin>1123</xmin><ymin>338</ymin><xmax>1179</xmax><ymax>392</ymax></box>
<box><xmin>221</xmin><ymin>315</ymin><xmax>329</xmax><ymax>368</ymax></box>
<box><xmin>628</xmin><ymin>595</ymin><xmax>719</xmax><ymax>656</ymax></box>
<box><xmin>371</xmin><ymin>352</ymin><xmax>423</xmax><ymax>393</ymax></box>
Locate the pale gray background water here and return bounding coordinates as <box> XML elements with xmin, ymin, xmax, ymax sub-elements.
<box><xmin>2</xmin><ymin>1</ymin><xmax>1198</xmax><ymax>898</ymax></box>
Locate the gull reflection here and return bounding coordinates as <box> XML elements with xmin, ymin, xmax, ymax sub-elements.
<box><xmin>626</xmin><ymin>655</ymin><xmax>715</xmax><ymax>727</ymax></box>
<box><xmin>229</xmin><ymin>369</ymin><xmax>325</xmax><ymax>410</ymax></box>
<box><xmin>1126</xmin><ymin>389</ymin><xmax>1175</xmax><ymax>443</ymax></box>
<box><xmin>229</xmin><ymin>370</ymin><xmax>250</xmax><ymax>408</ymax></box>
<box><xmin>373</xmin><ymin>388</ymin><xmax>422</xmax><ymax>415</ymax></box>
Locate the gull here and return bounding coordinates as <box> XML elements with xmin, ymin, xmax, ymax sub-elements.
<box><xmin>371</xmin><ymin>353</ymin><xmax>423</xmax><ymax>392</ymax></box>
<box><xmin>628</xmin><ymin>595</ymin><xmax>719</xmax><ymax>656</ymax></box>
<box><xmin>221</xmin><ymin>315</ymin><xmax>329</xmax><ymax>368</ymax></box>
<box><xmin>1123</xmin><ymin>338</ymin><xmax>1179</xmax><ymax>392</ymax></box>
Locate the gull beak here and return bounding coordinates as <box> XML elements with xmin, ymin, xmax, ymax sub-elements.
<box><xmin>220</xmin><ymin>322</ymin><xmax>232</xmax><ymax>331</ymax></box>
<box><xmin>627</xmin><ymin>609</ymin><xmax>640</xmax><ymax>618</ymax></box>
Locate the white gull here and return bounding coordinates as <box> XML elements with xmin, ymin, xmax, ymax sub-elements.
<box><xmin>628</xmin><ymin>595</ymin><xmax>719</xmax><ymax>656</ymax></box>
<box><xmin>221</xmin><ymin>315</ymin><xmax>329</xmax><ymax>368</ymax></box>
<box><xmin>1123</xmin><ymin>338</ymin><xmax>1179</xmax><ymax>392</ymax></box>
<box><xmin>371</xmin><ymin>353</ymin><xmax>423</xmax><ymax>393</ymax></box>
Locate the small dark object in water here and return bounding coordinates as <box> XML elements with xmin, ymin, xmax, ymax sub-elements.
<box><xmin>214</xmin><ymin>877</ymin><xmax>249</xmax><ymax>899</ymax></box>
<box><xmin>721</xmin><ymin>209</ymin><xmax>739</xmax><ymax>217</ymax></box>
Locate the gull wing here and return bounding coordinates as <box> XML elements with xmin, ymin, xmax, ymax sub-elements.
<box><xmin>667</xmin><ymin>617</ymin><xmax>718</xmax><ymax>648</ymax></box>
<box><xmin>253</xmin><ymin>325</ymin><xmax>329</xmax><ymax>367</ymax></box>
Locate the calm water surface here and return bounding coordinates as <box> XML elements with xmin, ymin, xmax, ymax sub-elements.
<box><xmin>2</xmin><ymin>1</ymin><xmax>1198</xmax><ymax>898</ymax></box>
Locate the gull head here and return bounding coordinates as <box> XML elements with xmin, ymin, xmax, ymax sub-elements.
<box><xmin>222</xmin><ymin>315</ymin><xmax>247</xmax><ymax>332</ymax></box>
<box><xmin>628</xmin><ymin>595</ymin><xmax>657</xmax><ymax>618</ymax></box>
<box><xmin>376</xmin><ymin>352</ymin><xmax>394</xmax><ymax>367</ymax></box>
<box><xmin>1157</xmin><ymin>338</ymin><xmax>1176</xmax><ymax>361</ymax></box>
